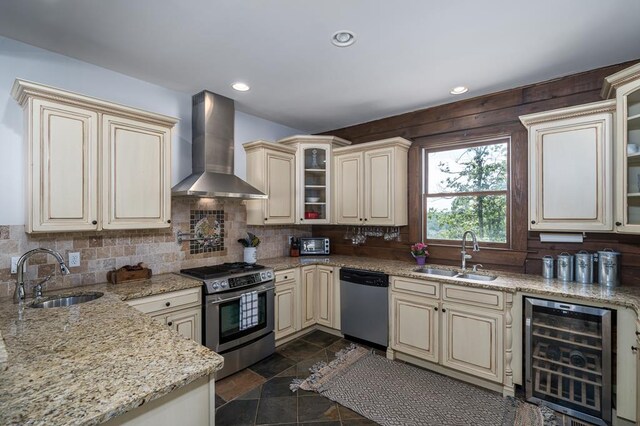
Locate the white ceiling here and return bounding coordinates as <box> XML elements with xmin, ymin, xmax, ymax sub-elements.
<box><xmin>1</xmin><ymin>0</ymin><xmax>639</xmax><ymax>133</ymax></box>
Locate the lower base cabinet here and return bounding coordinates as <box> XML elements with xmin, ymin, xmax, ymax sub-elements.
<box><xmin>389</xmin><ymin>276</ymin><xmax>506</xmax><ymax>385</ymax></box>
<box><xmin>440</xmin><ymin>303</ymin><xmax>503</xmax><ymax>383</ymax></box>
<box><xmin>127</xmin><ymin>287</ymin><xmax>202</xmax><ymax>344</ymax></box>
<box><xmin>390</xmin><ymin>293</ymin><xmax>439</xmax><ymax>363</ymax></box>
<box><xmin>275</xmin><ymin>269</ymin><xmax>300</xmax><ymax>340</ymax></box>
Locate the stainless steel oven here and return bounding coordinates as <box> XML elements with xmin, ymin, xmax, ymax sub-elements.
<box><xmin>181</xmin><ymin>263</ymin><xmax>276</xmax><ymax>380</ymax></box>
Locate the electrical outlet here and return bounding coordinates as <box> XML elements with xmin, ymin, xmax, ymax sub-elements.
<box><xmin>10</xmin><ymin>257</ymin><xmax>20</xmax><ymax>274</ymax></box>
<box><xmin>288</xmin><ymin>236</ymin><xmax>294</xmax><ymax>245</ymax></box>
<box><xmin>68</xmin><ymin>252</ymin><xmax>81</xmax><ymax>268</ymax></box>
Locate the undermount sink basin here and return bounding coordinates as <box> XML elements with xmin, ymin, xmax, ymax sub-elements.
<box><xmin>413</xmin><ymin>267</ymin><xmax>458</xmax><ymax>277</ymax></box>
<box><xmin>29</xmin><ymin>292</ymin><xmax>104</xmax><ymax>308</ymax></box>
<box><xmin>455</xmin><ymin>273</ymin><xmax>498</xmax><ymax>281</ymax></box>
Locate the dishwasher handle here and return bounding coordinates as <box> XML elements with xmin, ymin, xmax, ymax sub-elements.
<box><xmin>340</xmin><ymin>268</ymin><xmax>389</xmax><ymax>287</ymax></box>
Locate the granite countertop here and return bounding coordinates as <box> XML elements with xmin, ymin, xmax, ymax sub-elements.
<box><xmin>0</xmin><ymin>273</ymin><xmax>223</xmax><ymax>426</ymax></box>
<box><xmin>259</xmin><ymin>255</ymin><xmax>640</xmax><ymax>316</ymax></box>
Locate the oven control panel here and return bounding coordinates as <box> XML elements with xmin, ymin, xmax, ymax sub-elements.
<box><xmin>204</xmin><ymin>269</ymin><xmax>274</xmax><ymax>294</ymax></box>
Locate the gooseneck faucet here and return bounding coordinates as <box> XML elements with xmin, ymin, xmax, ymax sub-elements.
<box><xmin>13</xmin><ymin>248</ymin><xmax>70</xmax><ymax>303</ymax></box>
<box><xmin>460</xmin><ymin>230</ymin><xmax>480</xmax><ymax>271</ymax></box>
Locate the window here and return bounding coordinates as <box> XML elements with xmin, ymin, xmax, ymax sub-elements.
<box><xmin>423</xmin><ymin>137</ymin><xmax>509</xmax><ymax>244</ymax></box>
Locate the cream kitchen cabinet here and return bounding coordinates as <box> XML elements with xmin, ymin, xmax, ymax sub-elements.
<box><xmin>602</xmin><ymin>62</ymin><xmax>640</xmax><ymax>233</ymax></box>
<box><xmin>389</xmin><ymin>276</ymin><xmax>508</xmax><ymax>387</ymax></box>
<box><xmin>101</xmin><ymin>114</ymin><xmax>172</xmax><ymax>229</ymax></box>
<box><xmin>299</xmin><ymin>265</ymin><xmax>339</xmax><ymax>330</ymax></box>
<box><xmin>274</xmin><ymin>269</ymin><xmax>300</xmax><ymax>340</ymax></box>
<box><xmin>333</xmin><ymin>138</ymin><xmax>410</xmax><ymax>226</ymax></box>
<box><xmin>277</xmin><ymin>135</ymin><xmax>351</xmax><ymax>225</ymax></box>
<box><xmin>520</xmin><ymin>101</ymin><xmax>615</xmax><ymax>232</ymax></box>
<box><xmin>127</xmin><ymin>287</ymin><xmax>202</xmax><ymax>344</ymax></box>
<box><xmin>244</xmin><ymin>141</ymin><xmax>297</xmax><ymax>225</ymax></box>
<box><xmin>12</xmin><ymin>79</ymin><xmax>176</xmax><ymax>233</ymax></box>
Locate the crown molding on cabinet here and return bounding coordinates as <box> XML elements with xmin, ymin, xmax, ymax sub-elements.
<box><xmin>332</xmin><ymin>136</ymin><xmax>412</xmax><ymax>154</ymax></box>
<box><xmin>600</xmin><ymin>62</ymin><xmax>640</xmax><ymax>99</ymax></box>
<box><xmin>242</xmin><ymin>139</ymin><xmax>298</xmax><ymax>155</ymax></box>
<box><xmin>519</xmin><ymin>99</ymin><xmax>616</xmax><ymax>127</ymax></box>
<box><xmin>11</xmin><ymin>79</ymin><xmax>178</xmax><ymax>127</ymax></box>
<box><xmin>277</xmin><ymin>134</ymin><xmax>351</xmax><ymax>148</ymax></box>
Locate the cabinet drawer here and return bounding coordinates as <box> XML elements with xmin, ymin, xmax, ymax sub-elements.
<box><xmin>127</xmin><ymin>287</ymin><xmax>201</xmax><ymax>314</ymax></box>
<box><xmin>275</xmin><ymin>269</ymin><xmax>297</xmax><ymax>284</ymax></box>
<box><xmin>442</xmin><ymin>284</ymin><xmax>503</xmax><ymax>310</ymax></box>
<box><xmin>391</xmin><ymin>276</ymin><xmax>439</xmax><ymax>299</ymax></box>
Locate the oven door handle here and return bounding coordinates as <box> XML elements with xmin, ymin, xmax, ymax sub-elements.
<box><xmin>206</xmin><ymin>287</ymin><xmax>273</xmax><ymax>305</ymax></box>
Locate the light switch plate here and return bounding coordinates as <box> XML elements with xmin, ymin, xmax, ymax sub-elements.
<box><xmin>10</xmin><ymin>257</ymin><xmax>19</xmax><ymax>274</ymax></box>
<box><xmin>68</xmin><ymin>252</ymin><xmax>81</xmax><ymax>267</ymax></box>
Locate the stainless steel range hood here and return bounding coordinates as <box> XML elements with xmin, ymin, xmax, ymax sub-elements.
<box><xmin>172</xmin><ymin>91</ymin><xmax>267</xmax><ymax>199</ymax></box>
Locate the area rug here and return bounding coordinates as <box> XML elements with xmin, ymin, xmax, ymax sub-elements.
<box><xmin>291</xmin><ymin>344</ymin><xmax>557</xmax><ymax>426</ymax></box>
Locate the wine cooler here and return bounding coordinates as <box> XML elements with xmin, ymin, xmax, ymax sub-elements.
<box><xmin>525</xmin><ymin>298</ymin><xmax>612</xmax><ymax>425</ymax></box>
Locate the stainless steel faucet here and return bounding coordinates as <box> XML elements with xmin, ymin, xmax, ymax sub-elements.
<box><xmin>460</xmin><ymin>231</ymin><xmax>480</xmax><ymax>271</ymax></box>
<box><xmin>13</xmin><ymin>248</ymin><xmax>70</xmax><ymax>303</ymax></box>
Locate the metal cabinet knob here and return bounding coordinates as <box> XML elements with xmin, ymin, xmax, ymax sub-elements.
<box><xmin>616</xmin><ymin>222</ymin><xmax>622</xmax><ymax>226</ymax></box>
<box><xmin>165</xmin><ymin>302</ymin><xmax>171</xmax><ymax>307</ymax></box>
<box><xmin>434</xmin><ymin>307</ymin><xmax>438</xmax><ymax>311</ymax></box>
<box><xmin>92</xmin><ymin>220</ymin><xmax>98</xmax><ymax>225</ymax></box>
<box><xmin>442</xmin><ymin>308</ymin><xmax>446</xmax><ymax>313</ymax></box>
<box><xmin>167</xmin><ymin>321</ymin><xmax>173</xmax><ymax>326</ymax></box>
<box><xmin>167</xmin><ymin>220</ymin><xmax>171</xmax><ymax>224</ymax></box>
<box><xmin>531</xmin><ymin>220</ymin><xmax>536</xmax><ymax>224</ymax></box>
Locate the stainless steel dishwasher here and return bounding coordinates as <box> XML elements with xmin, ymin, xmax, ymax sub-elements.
<box><xmin>340</xmin><ymin>268</ymin><xmax>389</xmax><ymax>347</ymax></box>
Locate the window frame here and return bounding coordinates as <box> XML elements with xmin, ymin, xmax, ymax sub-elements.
<box><xmin>421</xmin><ymin>136</ymin><xmax>512</xmax><ymax>249</ymax></box>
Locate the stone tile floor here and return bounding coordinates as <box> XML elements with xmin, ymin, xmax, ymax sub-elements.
<box><xmin>215</xmin><ymin>330</ymin><xmax>380</xmax><ymax>425</ymax></box>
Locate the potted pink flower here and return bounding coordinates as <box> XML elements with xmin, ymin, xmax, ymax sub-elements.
<box><xmin>410</xmin><ymin>242</ymin><xmax>429</xmax><ymax>266</ymax></box>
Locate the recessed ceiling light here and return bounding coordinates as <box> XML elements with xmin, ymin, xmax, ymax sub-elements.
<box><xmin>331</xmin><ymin>30</ymin><xmax>356</xmax><ymax>47</ymax></box>
<box><xmin>231</xmin><ymin>82</ymin><xmax>250</xmax><ymax>92</ymax></box>
<box><xmin>450</xmin><ymin>86</ymin><xmax>469</xmax><ymax>95</ymax></box>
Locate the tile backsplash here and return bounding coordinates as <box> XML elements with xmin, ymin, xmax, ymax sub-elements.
<box><xmin>0</xmin><ymin>198</ymin><xmax>310</xmax><ymax>298</ymax></box>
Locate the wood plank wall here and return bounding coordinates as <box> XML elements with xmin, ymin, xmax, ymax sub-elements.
<box><xmin>313</xmin><ymin>59</ymin><xmax>640</xmax><ymax>285</ymax></box>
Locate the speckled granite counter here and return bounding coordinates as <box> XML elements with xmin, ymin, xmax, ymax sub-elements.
<box><xmin>0</xmin><ymin>273</ymin><xmax>223</xmax><ymax>426</ymax></box>
<box><xmin>259</xmin><ymin>255</ymin><xmax>640</xmax><ymax>315</ymax></box>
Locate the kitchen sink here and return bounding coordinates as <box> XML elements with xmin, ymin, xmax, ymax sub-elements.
<box><xmin>29</xmin><ymin>292</ymin><xmax>104</xmax><ymax>308</ymax></box>
<box><xmin>413</xmin><ymin>267</ymin><xmax>458</xmax><ymax>277</ymax></box>
<box><xmin>455</xmin><ymin>273</ymin><xmax>498</xmax><ymax>281</ymax></box>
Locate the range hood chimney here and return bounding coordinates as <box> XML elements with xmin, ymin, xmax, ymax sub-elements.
<box><xmin>171</xmin><ymin>91</ymin><xmax>267</xmax><ymax>199</ymax></box>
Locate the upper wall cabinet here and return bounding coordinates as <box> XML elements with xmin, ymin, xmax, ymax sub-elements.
<box><xmin>244</xmin><ymin>140</ymin><xmax>297</xmax><ymax>225</ymax></box>
<box><xmin>12</xmin><ymin>79</ymin><xmax>176</xmax><ymax>233</ymax></box>
<box><xmin>333</xmin><ymin>138</ymin><xmax>411</xmax><ymax>226</ymax></box>
<box><xmin>602</xmin><ymin>62</ymin><xmax>640</xmax><ymax>233</ymax></box>
<box><xmin>277</xmin><ymin>135</ymin><xmax>351</xmax><ymax>225</ymax></box>
<box><xmin>520</xmin><ymin>101</ymin><xmax>615</xmax><ymax>232</ymax></box>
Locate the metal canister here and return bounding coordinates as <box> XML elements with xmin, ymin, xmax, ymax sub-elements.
<box><xmin>598</xmin><ymin>248</ymin><xmax>621</xmax><ymax>287</ymax></box>
<box><xmin>574</xmin><ymin>250</ymin><xmax>594</xmax><ymax>284</ymax></box>
<box><xmin>557</xmin><ymin>252</ymin><xmax>574</xmax><ymax>281</ymax></box>
<box><xmin>541</xmin><ymin>255</ymin><xmax>554</xmax><ymax>279</ymax></box>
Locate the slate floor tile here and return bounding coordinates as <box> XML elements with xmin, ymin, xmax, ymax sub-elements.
<box><xmin>255</xmin><ymin>396</ymin><xmax>298</xmax><ymax>424</ymax></box>
<box><xmin>300</xmin><ymin>330</ymin><xmax>342</xmax><ymax>348</ymax></box>
<box><xmin>337</xmin><ymin>404</ymin><xmax>369</xmax><ymax>420</ymax></box>
<box><xmin>215</xmin><ymin>393</ymin><xmax>226</xmax><ymax>408</ymax></box>
<box><xmin>215</xmin><ymin>399</ymin><xmax>259</xmax><ymax>426</ymax></box>
<box><xmin>216</xmin><ymin>369</ymin><xmax>267</xmax><ymax>402</ymax></box>
<box><xmin>249</xmin><ymin>352</ymin><xmax>297</xmax><ymax>379</ymax></box>
<box><xmin>277</xmin><ymin>339</ymin><xmax>324</xmax><ymax>362</ymax></box>
<box><xmin>237</xmin><ymin>384</ymin><xmax>262</xmax><ymax>400</ymax></box>
<box><xmin>298</xmin><ymin>395</ymin><xmax>340</xmax><ymax>423</ymax></box>
<box><xmin>261</xmin><ymin>376</ymin><xmax>297</xmax><ymax>398</ymax></box>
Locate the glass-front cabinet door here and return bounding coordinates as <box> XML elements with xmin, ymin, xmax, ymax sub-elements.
<box><xmin>277</xmin><ymin>135</ymin><xmax>351</xmax><ymax>225</ymax></box>
<box><xmin>604</xmin><ymin>62</ymin><xmax>640</xmax><ymax>233</ymax></box>
<box><xmin>301</xmin><ymin>145</ymin><xmax>329</xmax><ymax>223</ymax></box>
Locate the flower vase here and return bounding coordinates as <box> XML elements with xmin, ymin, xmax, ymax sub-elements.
<box><xmin>244</xmin><ymin>247</ymin><xmax>257</xmax><ymax>264</ymax></box>
<box><xmin>415</xmin><ymin>256</ymin><xmax>426</xmax><ymax>266</ymax></box>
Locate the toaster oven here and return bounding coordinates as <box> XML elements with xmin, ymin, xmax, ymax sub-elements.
<box><xmin>299</xmin><ymin>238</ymin><xmax>330</xmax><ymax>255</ymax></box>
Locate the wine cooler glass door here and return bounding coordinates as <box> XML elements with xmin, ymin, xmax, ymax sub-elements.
<box><xmin>525</xmin><ymin>298</ymin><xmax>612</xmax><ymax>426</ymax></box>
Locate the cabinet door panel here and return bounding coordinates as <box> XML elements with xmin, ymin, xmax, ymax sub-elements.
<box><xmin>166</xmin><ymin>307</ymin><xmax>202</xmax><ymax>344</ymax></box>
<box><xmin>266</xmin><ymin>152</ymin><xmax>296</xmax><ymax>223</ymax></box>
<box><xmin>301</xmin><ymin>266</ymin><xmax>316</xmax><ymax>328</ymax></box>
<box><xmin>442</xmin><ymin>304</ymin><xmax>503</xmax><ymax>383</ymax></box>
<box><xmin>365</xmin><ymin>148</ymin><xmax>393</xmax><ymax>224</ymax></box>
<box><xmin>102</xmin><ymin>114</ymin><xmax>171</xmax><ymax>229</ymax></box>
<box><xmin>334</xmin><ymin>153</ymin><xmax>363</xmax><ymax>224</ymax></box>
<box><xmin>30</xmin><ymin>99</ymin><xmax>98</xmax><ymax>232</ymax></box>
<box><xmin>316</xmin><ymin>266</ymin><xmax>333</xmax><ymax>327</ymax></box>
<box><xmin>275</xmin><ymin>282</ymin><xmax>297</xmax><ymax>340</ymax></box>
<box><xmin>528</xmin><ymin>112</ymin><xmax>612</xmax><ymax>231</ymax></box>
<box><xmin>390</xmin><ymin>294</ymin><xmax>438</xmax><ymax>363</ymax></box>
